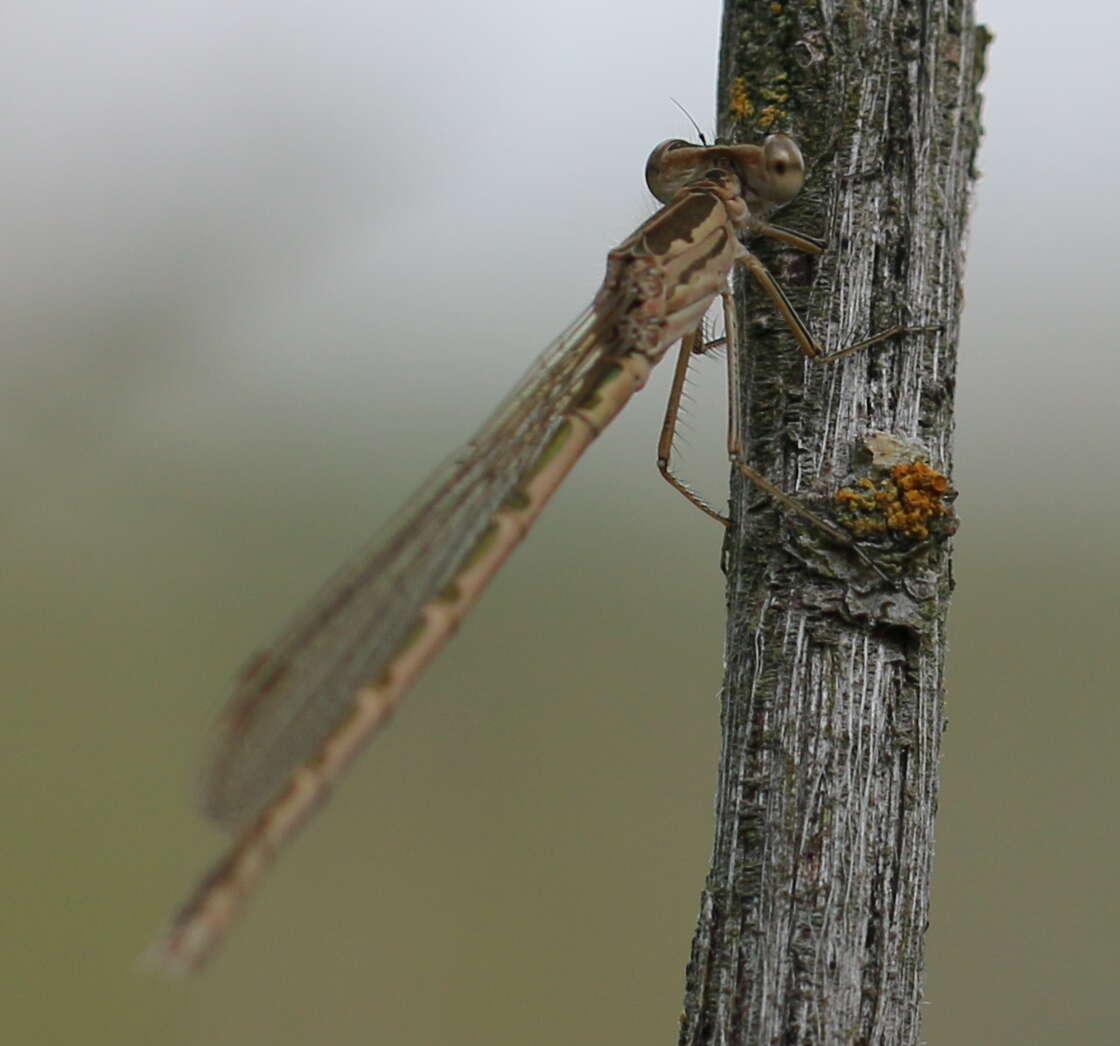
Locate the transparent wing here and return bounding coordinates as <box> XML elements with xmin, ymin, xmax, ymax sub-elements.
<box><xmin>203</xmin><ymin>301</ymin><xmax>616</xmax><ymax>825</ymax></box>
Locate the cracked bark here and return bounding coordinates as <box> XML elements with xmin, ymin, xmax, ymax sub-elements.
<box><xmin>678</xmin><ymin>3</ymin><xmax>988</xmax><ymax>1044</ymax></box>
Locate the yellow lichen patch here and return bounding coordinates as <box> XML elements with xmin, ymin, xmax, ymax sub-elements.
<box><xmin>759</xmin><ymin>81</ymin><xmax>790</xmax><ymax>106</ymax></box>
<box><xmin>757</xmin><ymin>106</ymin><xmax>784</xmax><ymax>130</ymax></box>
<box><xmin>728</xmin><ymin>77</ymin><xmax>753</xmax><ymax>121</ymax></box>
<box><xmin>834</xmin><ymin>461</ymin><xmax>953</xmax><ymax>542</ymax></box>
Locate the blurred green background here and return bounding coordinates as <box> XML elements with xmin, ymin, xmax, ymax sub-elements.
<box><xmin>4</xmin><ymin>2</ymin><xmax>1117</xmax><ymax>1042</ymax></box>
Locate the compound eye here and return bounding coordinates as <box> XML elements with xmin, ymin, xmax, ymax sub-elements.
<box><xmin>761</xmin><ymin>134</ymin><xmax>805</xmax><ymax>203</ymax></box>
<box><xmin>645</xmin><ymin>139</ymin><xmax>708</xmax><ymax>204</ymax></box>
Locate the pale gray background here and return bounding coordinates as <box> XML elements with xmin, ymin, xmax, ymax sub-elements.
<box><xmin>4</xmin><ymin>2</ymin><xmax>1117</xmax><ymax>1043</ymax></box>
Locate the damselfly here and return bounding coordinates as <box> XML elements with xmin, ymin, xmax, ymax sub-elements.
<box><xmin>152</xmin><ymin>133</ymin><xmax>929</xmax><ymax>971</ymax></box>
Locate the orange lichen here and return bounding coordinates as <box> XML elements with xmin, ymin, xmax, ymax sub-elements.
<box><xmin>759</xmin><ymin>80</ymin><xmax>790</xmax><ymax>105</ymax></box>
<box><xmin>728</xmin><ymin>73</ymin><xmax>789</xmax><ymax>128</ymax></box>
<box><xmin>834</xmin><ymin>461</ymin><xmax>953</xmax><ymax>542</ymax></box>
<box><xmin>757</xmin><ymin>105</ymin><xmax>783</xmax><ymax>129</ymax></box>
<box><xmin>728</xmin><ymin>77</ymin><xmax>753</xmax><ymax>121</ymax></box>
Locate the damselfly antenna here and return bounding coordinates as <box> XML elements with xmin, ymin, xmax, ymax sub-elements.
<box><xmin>669</xmin><ymin>97</ymin><xmax>708</xmax><ymax>145</ymax></box>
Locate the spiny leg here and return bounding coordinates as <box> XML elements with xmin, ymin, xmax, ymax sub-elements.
<box><xmin>734</xmin><ymin>239</ymin><xmax>939</xmax><ymax>361</ymax></box>
<box><xmin>686</xmin><ymin>228</ymin><xmax>932</xmax><ymax>361</ymax></box>
<box><xmin>657</xmin><ymin>327</ymin><xmax>728</xmax><ymax>524</ymax></box>
<box><xmin>747</xmin><ymin>219</ymin><xmax>826</xmax><ymax>255</ymax></box>
<box><xmin>656</xmin><ymin>292</ymin><xmax>883</xmax><ymax>575</ymax></box>
<box><xmin>720</xmin><ymin>288</ymin><xmax>890</xmax><ymax>580</ymax></box>
<box><xmin>659</xmin><ymin>239</ymin><xmax>935</xmax><ymax>579</ymax></box>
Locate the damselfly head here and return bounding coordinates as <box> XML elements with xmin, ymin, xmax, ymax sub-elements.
<box><xmin>645</xmin><ymin>134</ymin><xmax>806</xmax><ymax>210</ymax></box>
